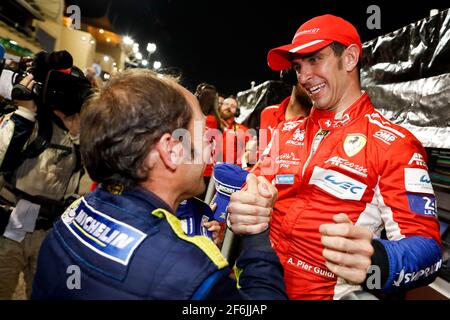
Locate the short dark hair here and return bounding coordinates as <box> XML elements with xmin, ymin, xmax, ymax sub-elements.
<box><xmin>195</xmin><ymin>82</ymin><xmax>218</xmax><ymax>114</ymax></box>
<box><xmin>80</xmin><ymin>68</ymin><xmax>192</xmax><ymax>187</ymax></box>
<box><xmin>329</xmin><ymin>41</ymin><xmax>361</xmax><ymax>76</ymax></box>
<box><xmin>329</xmin><ymin>42</ymin><xmax>347</xmax><ymax>56</ymax></box>
<box><xmin>195</xmin><ymin>82</ymin><xmax>222</xmax><ymax>131</ymax></box>
<box><xmin>195</xmin><ymin>82</ymin><xmax>216</xmax><ymax>97</ymax></box>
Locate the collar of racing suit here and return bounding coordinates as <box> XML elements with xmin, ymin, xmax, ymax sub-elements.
<box><xmin>309</xmin><ymin>92</ymin><xmax>372</xmax><ymax>130</ymax></box>
<box><xmin>275</xmin><ymin>96</ymin><xmax>291</xmax><ymax>122</ymax></box>
<box><xmin>97</xmin><ymin>184</ymin><xmax>174</xmax><ymax>214</ymax></box>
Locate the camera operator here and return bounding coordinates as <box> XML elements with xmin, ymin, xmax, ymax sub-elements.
<box><xmin>0</xmin><ymin>53</ymin><xmax>89</xmax><ymax>299</ymax></box>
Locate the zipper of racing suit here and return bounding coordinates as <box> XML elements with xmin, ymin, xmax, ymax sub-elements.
<box><xmin>301</xmin><ymin>129</ymin><xmax>330</xmax><ymax>178</ymax></box>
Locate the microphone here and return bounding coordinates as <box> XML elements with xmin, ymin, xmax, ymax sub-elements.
<box><xmin>211</xmin><ymin>163</ymin><xmax>249</xmax><ymax>263</ymax></box>
<box><xmin>31</xmin><ymin>50</ymin><xmax>73</xmax><ymax>83</ymax></box>
<box><xmin>176</xmin><ymin>197</ymin><xmax>214</xmax><ymax>239</ymax></box>
<box><xmin>47</xmin><ymin>50</ymin><xmax>73</xmax><ymax>70</ymax></box>
<box><xmin>211</xmin><ymin>163</ymin><xmax>249</xmax><ymax>223</ymax></box>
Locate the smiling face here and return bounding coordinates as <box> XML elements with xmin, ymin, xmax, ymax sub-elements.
<box><xmin>292</xmin><ymin>44</ymin><xmax>360</xmax><ymax>113</ymax></box>
<box><xmin>179</xmin><ymin>86</ymin><xmax>210</xmax><ymax>196</ymax></box>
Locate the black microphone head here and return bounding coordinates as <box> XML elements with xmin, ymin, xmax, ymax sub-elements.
<box><xmin>30</xmin><ymin>50</ymin><xmax>73</xmax><ymax>83</ymax></box>
<box><xmin>47</xmin><ymin>50</ymin><xmax>73</xmax><ymax>70</ymax></box>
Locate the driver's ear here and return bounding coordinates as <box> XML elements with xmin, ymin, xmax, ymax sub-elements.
<box><xmin>344</xmin><ymin>44</ymin><xmax>360</xmax><ymax>72</ymax></box>
<box><xmin>154</xmin><ymin>133</ymin><xmax>184</xmax><ymax>170</ymax></box>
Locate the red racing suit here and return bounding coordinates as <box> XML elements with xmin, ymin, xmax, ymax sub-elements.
<box><xmin>260</xmin><ymin>96</ymin><xmax>290</xmax><ymax>145</ymax></box>
<box><xmin>221</xmin><ymin>118</ymin><xmax>248</xmax><ymax>165</ymax></box>
<box><xmin>204</xmin><ymin>114</ymin><xmax>220</xmax><ymax>177</ymax></box>
<box><xmin>258</xmin><ymin>92</ymin><xmax>442</xmax><ymax>299</ymax></box>
<box><xmin>259</xmin><ymin>96</ymin><xmax>307</xmax><ymax>168</ymax></box>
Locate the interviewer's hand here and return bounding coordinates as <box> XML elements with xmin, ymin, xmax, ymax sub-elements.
<box><xmin>203</xmin><ymin>220</ymin><xmax>224</xmax><ymax>247</ymax></box>
<box><xmin>227</xmin><ymin>173</ymin><xmax>277</xmax><ymax>235</ymax></box>
<box><xmin>319</xmin><ymin>213</ymin><xmax>374</xmax><ymax>284</ymax></box>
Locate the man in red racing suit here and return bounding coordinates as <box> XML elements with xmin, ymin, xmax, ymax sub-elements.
<box><xmin>252</xmin><ymin>14</ymin><xmax>443</xmax><ymax>300</ymax></box>
<box><xmin>259</xmin><ymin>93</ymin><xmax>441</xmax><ymax>299</ymax></box>
<box><xmin>259</xmin><ymin>83</ymin><xmax>312</xmax><ymax>155</ymax></box>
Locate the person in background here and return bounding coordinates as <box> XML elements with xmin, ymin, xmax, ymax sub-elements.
<box><xmin>243</xmin><ymin>80</ymin><xmax>313</xmax><ymax>169</ymax></box>
<box><xmin>0</xmin><ymin>71</ymin><xmax>84</xmax><ymax>299</ymax></box>
<box><xmin>260</xmin><ymin>81</ymin><xmax>312</xmax><ymax>145</ymax></box>
<box><xmin>218</xmin><ymin>94</ymin><xmax>225</xmax><ymax>113</ymax></box>
<box><xmin>85</xmin><ymin>67</ymin><xmax>103</xmax><ymax>89</ymax></box>
<box><xmin>219</xmin><ymin>96</ymin><xmax>249</xmax><ymax>166</ymax></box>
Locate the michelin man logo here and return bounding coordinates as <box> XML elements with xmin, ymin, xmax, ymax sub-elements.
<box><xmin>61</xmin><ymin>198</ymin><xmax>82</xmax><ymax>224</ymax></box>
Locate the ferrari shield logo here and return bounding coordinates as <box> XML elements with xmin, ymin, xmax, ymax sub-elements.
<box><xmin>343</xmin><ymin>134</ymin><xmax>367</xmax><ymax>157</ymax></box>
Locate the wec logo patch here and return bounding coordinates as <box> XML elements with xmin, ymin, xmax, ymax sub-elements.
<box><xmin>404</xmin><ymin>168</ymin><xmax>434</xmax><ymax>194</ymax></box>
<box><xmin>324</xmin><ymin>175</ymin><xmax>363</xmax><ymax>194</ymax></box>
<box><xmin>309</xmin><ymin>166</ymin><xmax>367</xmax><ymax>200</ymax></box>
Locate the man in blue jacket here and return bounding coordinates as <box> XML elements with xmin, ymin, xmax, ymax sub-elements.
<box><xmin>31</xmin><ymin>68</ymin><xmax>286</xmax><ymax>300</ymax></box>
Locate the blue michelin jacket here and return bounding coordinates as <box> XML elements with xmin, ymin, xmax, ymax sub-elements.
<box><xmin>32</xmin><ymin>185</ymin><xmax>287</xmax><ymax>300</ymax></box>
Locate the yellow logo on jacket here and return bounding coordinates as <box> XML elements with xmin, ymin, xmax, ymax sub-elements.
<box><xmin>343</xmin><ymin>134</ymin><xmax>367</xmax><ymax>157</ymax></box>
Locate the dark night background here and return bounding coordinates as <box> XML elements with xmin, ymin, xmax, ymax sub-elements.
<box><xmin>66</xmin><ymin>0</ymin><xmax>450</xmax><ymax>95</ymax></box>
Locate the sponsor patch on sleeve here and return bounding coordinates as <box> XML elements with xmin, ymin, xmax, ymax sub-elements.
<box><xmin>407</xmin><ymin>194</ymin><xmax>437</xmax><ymax>217</ymax></box>
<box><xmin>309</xmin><ymin>166</ymin><xmax>367</xmax><ymax>200</ymax></box>
<box><xmin>408</xmin><ymin>152</ymin><xmax>428</xmax><ymax>168</ymax></box>
<box><xmin>61</xmin><ymin>198</ymin><xmax>147</xmax><ymax>265</ymax></box>
<box><xmin>404</xmin><ymin>168</ymin><xmax>434</xmax><ymax>194</ymax></box>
